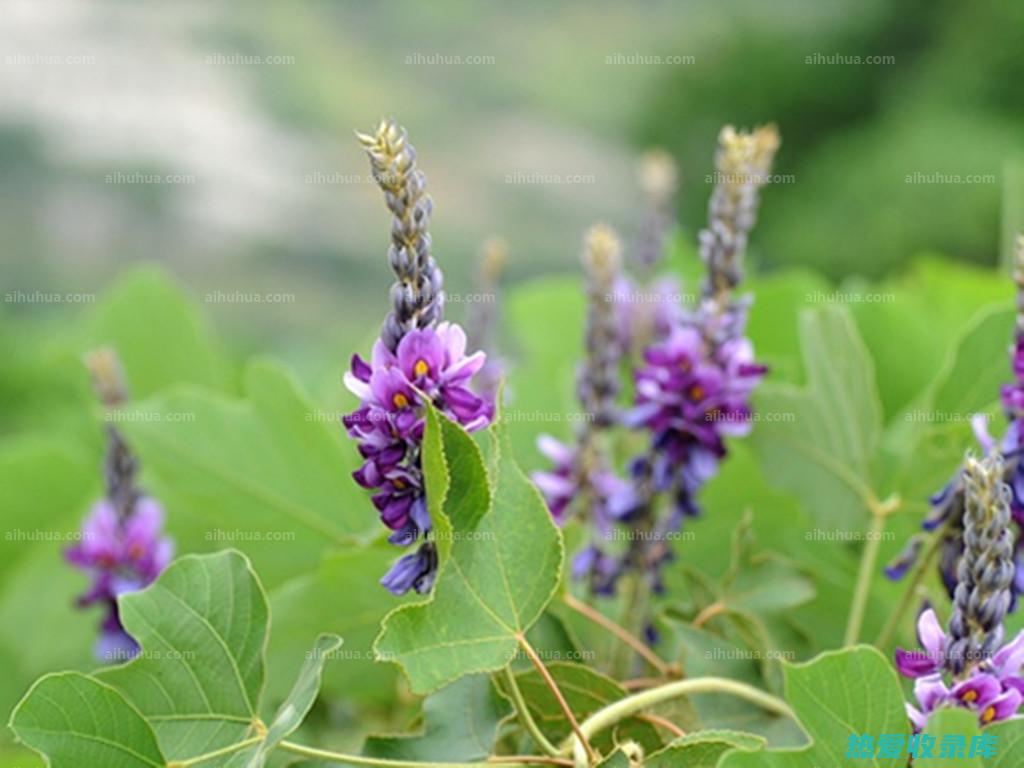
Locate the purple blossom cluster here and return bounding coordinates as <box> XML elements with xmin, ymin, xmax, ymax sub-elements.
<box><xmin>896</xmin><ymin>609</ymin><xmax>1024</xmax><ymax>729</ymax></box>
<box><xmin>66</xmin><ymin>497</ymin><xmax>173</xmax><ymax>660</ymax></box>
<box><xmin>887</xmin><ymin>338</ymin><xmax>1024</xmax><ymax>604</ymax></box>
<box><xmin>344</xmin><ymin>323</ymin><xmax>494</xmax><ymax>595</ymax></box>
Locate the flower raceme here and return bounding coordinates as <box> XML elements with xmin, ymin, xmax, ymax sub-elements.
<box><xmin>66</xmin><ymin>349</ymin><xmax>173</xmax><ymax>660</ymax></box>
<box><xmin>345</xmin><ymin>120</ymin><xmax>495</xmax><ymax>595</ymax></box>
<box><xmin>896</xmin><ymin>609</ymin><xmax>1024</xmax><ymax>729</ymax></box>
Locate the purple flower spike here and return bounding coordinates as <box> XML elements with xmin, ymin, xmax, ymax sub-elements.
<box><xmin>346</xmin><ymin>122</ymin><xmax>496</xmax><ymax>595</ymax></box>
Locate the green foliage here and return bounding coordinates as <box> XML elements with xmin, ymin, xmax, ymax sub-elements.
<box><xmin>374</xmin><ymin>420</ymin><xmax>563</xmax><ymax>694</ymax></box>
<box><xmin>8</xmin><ymin>551</ymin><xmax>341</xmax><ymax>768</ymax></box>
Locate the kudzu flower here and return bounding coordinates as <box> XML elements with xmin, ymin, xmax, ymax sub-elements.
<box><xmin>66</xmin><ymin>350</ymin><xmax>173</xmax><ymax>661</ymax></box>
<box><xmin>599</xmin><ymin>126</ymin><xmax>775</xmax><ymax>593</ymax></box>
<box><xmin>345</xmin><ymin>120</ymin><xmax>494</xmax><ymax>595</ymax></box>
<box><xmin>533</xmin><ymin>225</ymin><xmax>639</xmax><ymax>592</ymax></box>
<box><xmin>896</xmin><ymin>454</ymin><xmax>1024</xmax><ymax>729</ymax></box>
<box><xmin>887</xmin><ymin>235</ymin><xmax>1024</xmax><ymax>604</ymax></box>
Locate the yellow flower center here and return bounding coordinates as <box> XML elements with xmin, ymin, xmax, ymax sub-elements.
<box><xmin>982</xmin><ymin>706</ymin><xmax>996</xmax><ymax>723</ymax></box>
<box><xmin>393</xmin><ymin>393</ymin><xmax>410</xmax><ymax>408</ymax></box>
<box><xmin>962</xmin><ymin>690</ymin><xmax>979</xmax><ymax>703</ymax></box>
<box><xmin>393</xmin><ymin>478</ymin><xmax>406</xmax><ymax>489</ymax></box>
<box><xmin>414</xmin><ymin>359</ymin><xmax>430</xmax><ymax>377</ymax></box>
<box><xmin>688</xmin><ymin>385</ymin><xmax>705</xmax><ymax>400</ymax></box>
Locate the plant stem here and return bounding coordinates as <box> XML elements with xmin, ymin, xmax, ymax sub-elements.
<box><xmin>278</xmin><ymin>740</ymin><xmax>542</xmax><ymax>768</ymax></box>
<box><xmin>562</xmin><ymin>593</ymin><xmax>673</xmax><ymax>677</ymax></box>
<box><xmin>875</xmin><ymin>515</ymin><xmax>955</xmax><ymax>649</ymax></box>
<box><xmin>516</xmin><ymin>633</ymin><xmax>598</xmax><ymax>765</ymax></box>
<box><xmin>566</xmin><ymin>677</ymin><xmax>796</xmax><ymax>768</ymax></box>
<box><xmin>503</xmin><ymin>667</ymin><xmax>560</xmax><ymax>757</ymax></box>
<box><xmin>169</xmin><ymin>736</ymin><xmax>263</xmax><ymax>767</ymax></box>
<box><xmin>844</xmin><ymin>495</ymin><xmax>899</xmax><ymax>646</ymax></box>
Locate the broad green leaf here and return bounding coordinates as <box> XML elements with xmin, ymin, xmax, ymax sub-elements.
<box><xmin>234</xmin><ymin>634</ymin><xmax>343</xmax><ymax>768</ymax></box>
<box><xmin>89</xmin><ymin>264</ymin><xmax>226</xmax><ymax>397</ymax></box>
<box><xmin>985</xmin><ymin>717</ymin><xmax>1024</xmax><ymax>768</ymax></box>
<box><xmin>119</xmin><ymin>359</ymin><xmax>374</xmax><ymax>588</ymax></box>
<box><xmin>267</xmin><ymin>547</ymin><xmax>409</xmax><ymax>707</ymax></box>
<box><xmin>495</xmin><ymin>662</ymin><xmax>661</xmax><ymax>754</ymax></box>
<box><xmin>374</xmin><ymin>421</ymin><xmax>563</xmax><ymax>694</ymax></box>
<box><xmin>917</xmin><ymin>707</ymin><xmax>981</xmax><ymax>767</ymax></box>
<box><xmin>930</xmin><ymin>306</ymin><xmax>1014</xmax><ymax>419</ymax></box>
<box><xmin>720</xmin><ymin>646</ymin><xmax>910</xmax><ymax>768</ymax></box>
<box><xmin>645</xmin><ymin>729</ymin><xmax>765</xmax><ymax>767</ymax></box>
<box><xmin>9</xmin><ymin>672</ymin><xmax>165</xmax><ymax>768</ymax></box>
<box><xmin>362</xmin><ymin>675</ymin><xmax>508</xmax><ymax>761</ymax></box>
<box><xmin>97</xmin><ymin>551</ymin><xmax>268</xmax><ymax>762</ymax></box>
<box><xmin>750</xmin><ymin>307</ymin><xmax>883</xmax><ymax>531</ymax></box>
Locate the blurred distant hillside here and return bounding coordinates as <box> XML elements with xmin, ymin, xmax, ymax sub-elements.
<box><xmin>2</xmin><ymin>0</ymin><xmax>1023</xmax><ymax>357</ymax></box>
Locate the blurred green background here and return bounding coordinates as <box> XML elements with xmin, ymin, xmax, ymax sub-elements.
<box><xmin>4</xmin><ymin>0</ymin><xmax>1024</xmax><ymax>370</ymax></box>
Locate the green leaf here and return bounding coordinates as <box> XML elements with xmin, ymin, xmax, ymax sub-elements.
<box><xmin>720</xmin><ymin>646</ymin><xmax>910</xmax><ymax>768</ymax></box>
<box><xmin>90</xmin><ymin>265</ymin><xmax>226</xmax><ymax>398</ymax></box>
<box><xmin>362</xmin><ymin>675</ymin><xmax>508</xmax><ymax>761</ymax></box>
<box><xmin>119</xmin><ymin>359</ymin><xmax>374</xmax><ymax>588</ymax></box>
<box><xmin>930</xmin><ymin>305</ymin><xmax>1014</xmax><ymax>418</ymax></box>
<box><xmin>917</xmin><ymin>707</ymin><xmax>982</xmax><ymax>768</ymax></box>
<box><xmin>374</xmin><ymin>420</ymin><xmax>563</xmax><ymax>694</ymax></box>
<box><xmin>9</xmin><ymin>672</ymin><xmax>165</xmax><ymax>768</ymax></box>
<box><xmin>750</xmin><ymin>307</ymin><xmax>883</xmax><ymax>530</ymax></box>
<box><xmin>236</xmin><ymin>634</ymin><xmax>343</xmax><ymax>768</ymax></box>
<box><xmin>645</xmin><ymin>729</ymin><xmax>765</xmax><ymax>767</ymax></box>
<box><xmin>984</xmin><ymin>717</ymin><xmax>1024</xmax><ymax>768</ymax></box>
<box><xmin>96</xmin><ymin>551</ymin><xmax>268</xmax><ymax>762</ymax></box>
